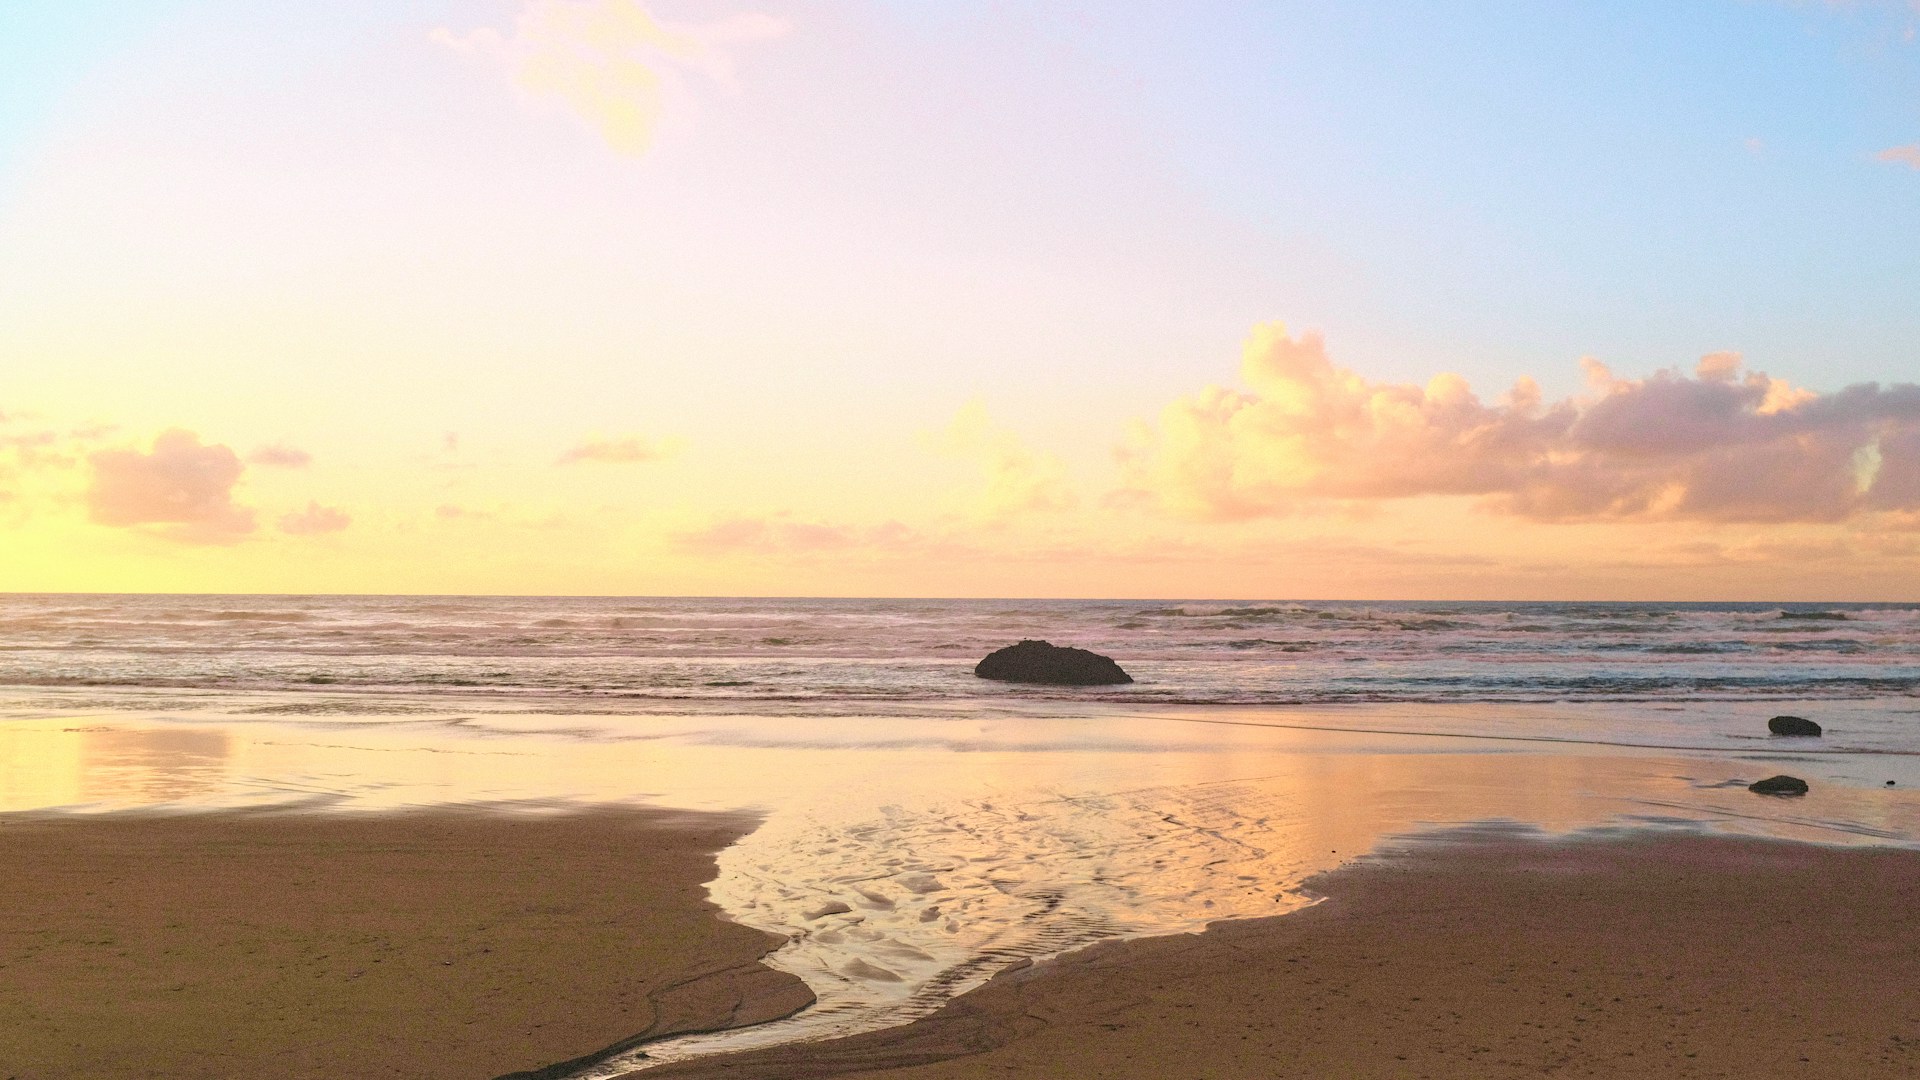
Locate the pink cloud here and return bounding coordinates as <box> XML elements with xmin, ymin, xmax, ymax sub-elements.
<box><xmin>87</xmin><ymin>430</ymin><xmax>256</xmax><ymax>543</ymax></box>
<box><xmin>1125</xmin><ymin>324</ymin><xmax>1920</xmax><ymax>525</ymax></box>
<box><xmin>0</xmin><ymin>428</ymin><xmax>69</xmax><ymax>469</ymax></box>
<box><xmin>556</xmin><ymin>435</ymin><xmax>675</xmax><ymax>464</ymax></box>
<box><xmin>1875</xmin><ymin>144</ymin><xmax>1920</xmax><ymax>170</ymax></box>
<box><xmin>249</xmin><ymin>444</ymin><xmax>313</xmax><ymax>468</ymax></box>
<box><xmin>279</xmin><ymin>502</ymin><xmax>351</xmax><ymax>535</ymax></box>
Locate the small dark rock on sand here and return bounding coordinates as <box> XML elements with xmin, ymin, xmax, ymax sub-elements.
<box><xmin>975</xmin><ymin>640</ymin><xmax>1132</xmax><ymax>686</ymax></box>
<box><xmin>1768</xmin><ymin>715</ymin><xmax>1822</xmax><ymax>737</ymax></box>
<box><xmin>1749</xmin><ymin>775</ymin><xmax>1810</xmax><ymax>797</ymax></box>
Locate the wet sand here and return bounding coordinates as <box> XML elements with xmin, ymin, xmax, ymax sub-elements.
<box><xmin>0</xmin><ymin>808</ymin><xmax>813</xmax><ymax>1080</ymax></box>
<box><xmin>640</xmin><ymin>831</ymin><xmax>1920</xmax><ymax>1079</ymax></box>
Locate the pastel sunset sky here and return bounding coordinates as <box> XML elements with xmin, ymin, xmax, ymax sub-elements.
<box><xmin>3</xmin><ymin>1</ymin><xmax>1918</xmax><ymax>598</ymax></box>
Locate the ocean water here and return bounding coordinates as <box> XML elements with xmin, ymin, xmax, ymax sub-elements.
<box><xmin>3</xmin><ymin>593</ymin><xmax>1917</xmax><ymax>710</ymax></box>
<box><xmin>3</xmin><ymin>593</ymin><xmax>1918</xmax><ymax>1073</ymax></box>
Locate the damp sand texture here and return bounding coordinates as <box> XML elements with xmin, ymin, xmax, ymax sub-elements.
<box><xmin>640</xmin><ymin>833</ymin><xmax>1920</xmax><ymax>1080</ymax></box>
<box><xmin>0</xmin><ymin>808</ymin><xmax>812</xmax><ymax>1080</ymax></box>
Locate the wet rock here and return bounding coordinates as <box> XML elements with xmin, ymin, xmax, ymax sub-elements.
<box><xmin>1768</xmin><ymin>715</ymin><xmax>1822</xmax><ymax>737</ymax></box>
<box><xmin>1749</xmin><ymin>775</ymin><xmax>1810</xmax><ymax>796</ymax></box>
<box><xmin>975</xmin><ymin>639</ymin><xmax>1133</xmax><ymax>686</ymax></box>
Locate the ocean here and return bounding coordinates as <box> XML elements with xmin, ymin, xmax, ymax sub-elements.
<box><xmin>4</xmin><ymin>593</ymin><xmax>1918</xmax><ymax>709</ymax></box>
<box><xmin>3</xmin><ymin>593</ymin><xmax>1918</xmax><ymax>1070</ymax></box>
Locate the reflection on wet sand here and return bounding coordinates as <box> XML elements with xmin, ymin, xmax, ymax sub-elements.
<box><xmin>0</xmin><ymin>703</ymin><xmax>1915</xmax><ymax>1074</ymax></box>
<box><xmin>605</xmin><ymin>748</ymin><xmax>1920</xmax><ymax>1071</ymax></box>
<box><xmin>84</xmin><ymin>728</ymin><xmax>231</xmax><ymax>803</ymax></box>
<box><xmin>0</xmin><ymin>725</ymin><xmax>231</xmax><ymax>808</ymax></box>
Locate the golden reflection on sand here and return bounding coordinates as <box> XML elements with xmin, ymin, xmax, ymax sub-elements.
<box><xmin>4</xmin><ymin>704</ymin><xmax>1915</xmax><ymax>1069</ymax></box>
<box><xmin>602</xmin><ymin>741</ymin><xmax>1920</xmax><ymax>1070</ymax></box>
<box><xmin>1</xmin><ymin>724</ymin><xmax>231</xmax><ymax>808</ymax></box>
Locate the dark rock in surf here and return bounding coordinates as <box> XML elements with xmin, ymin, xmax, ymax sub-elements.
<box><xmin>975</xmin><ymin>640</ymin><xmax>1132</xmax><ymax>686</ymax></box>
<box><xmin>1768</xmin><ymin>715</ymin><xmax>1822</xmax><ymax>737</ymax></box>
<box><xmin>1749</xmin><ymin>775</ymin><xmax>1810</xmax><ymax>797</ymax></box>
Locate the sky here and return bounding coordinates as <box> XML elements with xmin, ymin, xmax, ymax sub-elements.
<box><xmin>2</xmin><ymin>0</ymin><xmax>1918</xmax><ymax>599</ymax></box>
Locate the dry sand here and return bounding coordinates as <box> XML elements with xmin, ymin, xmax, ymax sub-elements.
<box><xmin>640</xmin><ymin>831</ymin><xmax>1920</xmax><ymax>1079</ymax></box>
<box><xmin>0</xmin><ymin>808</ymin><xmax>812</xmax><ymax>1080</ymax></box>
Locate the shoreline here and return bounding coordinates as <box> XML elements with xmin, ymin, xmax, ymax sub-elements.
<box><xmin>635</xmin><ymin>827</ymin><xmax>1920</xmax><ymax>1079</ymax></box>
<box><xmin>6</xmin><ymin>690</ymin><xmax>1918</xmax><ymax>1078</ymax></box>
<box><xmin>0</xmin><ymin>806</ymin><xmax>814</xmax><ymax>1080</ymax></box>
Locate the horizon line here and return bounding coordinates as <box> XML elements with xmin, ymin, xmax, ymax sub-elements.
<box><xmin>1</xmin><ymin>591</ymin><xmax>1914</xmax><ymax>606</ymax></box>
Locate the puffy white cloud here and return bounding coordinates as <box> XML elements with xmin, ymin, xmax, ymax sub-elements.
<box><xmin>279</xmin><ymin>502</ymin><xmax>351</xmax><ymax>536</ymax></box>
<box><xmin>86</xmin><ymin>430</ymin><xmax>256</xmax><ymax>543</ymax></box>
<box><xmin>928</xmin><ymin>400</ymin><xmax>1075</xmax><ymax>519</ymax></box>
<box><xmin>1124</xmin><ymin>323</ymin><xmax>1920</xmax><ymax>525</ymax></box>
<box><xmin>434</xmin><ymin>0</ymin><xmax>788</xmax><ymax>157</ymax></box>
<box><xmin>556</xmin><ymin>434</ymin><xmax>678</xmax><ymax>464</ymax></box>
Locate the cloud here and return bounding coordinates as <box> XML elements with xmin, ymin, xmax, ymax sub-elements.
<box><xmin>557</xmin><ymin>434</ymin><xmax>678</xmax><ymax>464</ymax></box>
<box><xmin>279</xmin><ymin>502</ymin><xmax>351</xmax><ymax>536</ymax></box>
<box><xmin>248</xmin><ymin>445</ymin><xmax>312</xmax><ymax>468</ymax></box>
<box><xmin>928</xmin><ymin>400</ymin><xmax>1076</xmax><ymax>518</ymax></box>
<box><xmin>0</xmin><ymin>410</ymin><xmax>91</xmax><ymax>469</ymax></box>
<box><xmin>434</xmin><ymin>0</ymin><xmax>788</xmax><ymax>157</ymax></box>
<box><xmin>1875</xmin><ymin>144</ymin><xmax>1920</xmax><ymax>170</ymax></box>
<box><xmin>0</xmin><ymin>428</ymin><xmax>69</xmax><ymax>470</ymax></box>
<box><xmin>672</xmin><ymin>514</ymin><xmax>919</xmax><ymax>554</ymax></box>
<box><xmin>1123</xmin><ymin>323</ymin><xmax>1920</xmax><ymax>525</ymax></box>
<box><xmin>87</xmin><ymin>430</ymin><xmax>256</xmax><ymax>543</ymax></box>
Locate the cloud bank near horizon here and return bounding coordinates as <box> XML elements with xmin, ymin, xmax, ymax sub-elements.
<box><xmin>87</xmin><ymin>430</ymin><xmax>257</xmax><ymax>544</ymax></box>
<box><xmin>1124</xmin><ymin>324</ymin><xmax>1920</xmax><ymax>525</ymax></box>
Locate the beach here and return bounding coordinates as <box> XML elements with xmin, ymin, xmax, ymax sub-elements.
<box><xmin>1</xmin><ymin>596</ymin><xmax>1917</xmax><ymax>1076</ymax></box>
<box><xmin>0</xmin><ymin>808</ymin><xmax>812</xmax><ymax>1080</ymax></box>
<box><xmin>5</xmin><ymin>805</ymin><xmax>1917</xmax><ymax>1080</ymax></box>
<box><xmin>640</xmin><ymin>830</ymin><xmax>1920</xmax><ymax>1079</ymax></box>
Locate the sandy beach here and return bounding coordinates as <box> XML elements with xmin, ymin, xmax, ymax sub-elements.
<box><xmin>0</xmin><ymin>808</ymin><xmax>812</xmax><ymax>1080</ymax></box>
<box><xmin>639</xmin><ymin>831</ymin><xmax>1920</xmax><ymax>1079</ymax></box>
<box><xmin>2</xmin><ymin>604</ymin><xmax>1916</xmax><ymax>1079</ymax></box>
